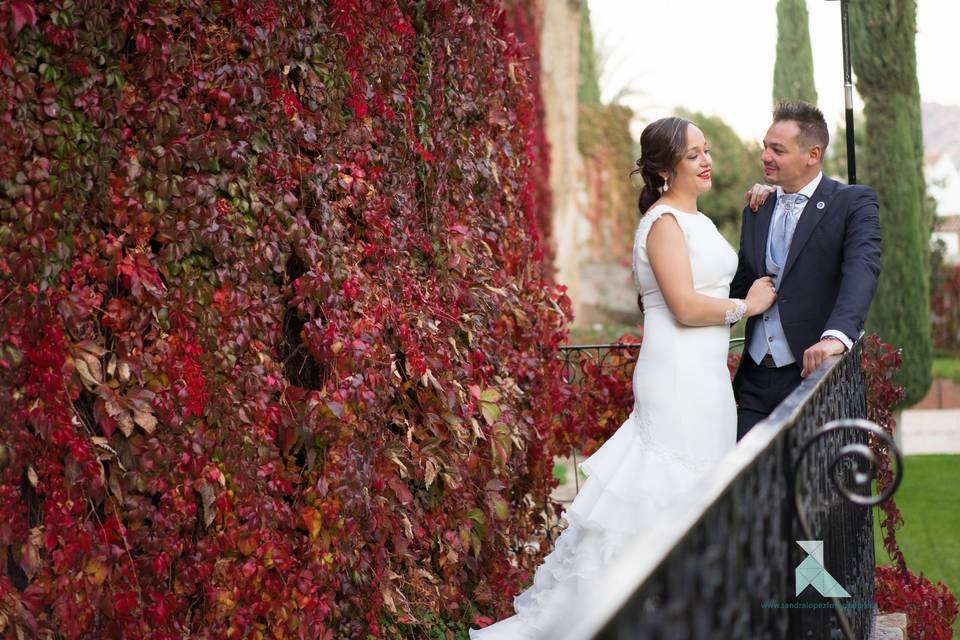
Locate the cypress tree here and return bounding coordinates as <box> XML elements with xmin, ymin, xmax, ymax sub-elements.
<box><xmin>578</xmin><ymin>2</ymin><xmax>602</xmax><ymax>105</ymax></box>
<box><xmin>773</xmin><ymin>0</ymin><xmax>818</xmax><ymax>104</ymax></box>
<box><xmin>850</xmin><ymin>0</ymin><xmax>932</xmax><ymax>405</ymax></box>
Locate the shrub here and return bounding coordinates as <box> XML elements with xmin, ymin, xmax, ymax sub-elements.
<box><xmin>864</xmin><ymin>335</ymin><xmax>959</xmax><ymax>638</ymax></box>
<box><xmin>876</xmin><ymin>566</ymin><xmax>958</xmax><ymax>640</ymax></box>
<box><xmin>555</xmin><ymin>332</ymin><xmax>641</xmax><ymax>458</ymax></box>
<box><xmin>0</xmin><ymin>1</ymin><xmax>570</xmax><ymax>637</ymax></box>
<box><xmin>931</xmin><ymin>263</ymin><xmax>960</xmax><ymax>355</ymax></box>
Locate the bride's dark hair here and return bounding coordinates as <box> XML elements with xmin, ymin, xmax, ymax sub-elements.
<box><xmin>631</xmin><ymin>116</ymin><xmax>692</xmax><ymax>214</ymax></box>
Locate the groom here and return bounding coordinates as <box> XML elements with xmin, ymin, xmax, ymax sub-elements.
<box><xmin>730</xmin><ymin>101</ymin><xmax>881</xmax><ymax>441</ymax></box>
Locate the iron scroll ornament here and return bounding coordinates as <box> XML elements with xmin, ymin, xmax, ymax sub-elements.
<box><xmin>790</xmin><ymin>418</ymin><xmax>904</xmax><ymax>640</ymax></box>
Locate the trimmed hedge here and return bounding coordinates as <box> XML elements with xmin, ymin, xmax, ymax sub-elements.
<box><xmin>0</xmin><ymin>1</ymin><xmax>571</xmax><ymax>637</ymax></box>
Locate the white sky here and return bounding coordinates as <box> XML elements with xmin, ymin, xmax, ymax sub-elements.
<box><xmin>588</xmin><ymin>0</ymin><xmax>960</xmax><ymax>142</ymax></box>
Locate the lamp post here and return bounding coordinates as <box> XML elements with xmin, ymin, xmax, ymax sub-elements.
<box><xmin>828</xmin><ymin>0</ymin><xmax>857</xmax><ymax>184</ymax></box>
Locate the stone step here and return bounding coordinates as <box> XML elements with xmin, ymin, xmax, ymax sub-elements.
<box><xmin>872</xmin><ymin>612</ymin><xmax>908</xmax><ymax>640</ymax></box>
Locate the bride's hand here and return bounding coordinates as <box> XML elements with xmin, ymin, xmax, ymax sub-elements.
<box><xmin>745</xmin><ymin>276</ymin><xmax>777</xmax><ymax>316</ymax></box>
<box><xmin>744</xmin><ymin>183</ymin><xmax>775</xmax><ymax>212</ymax></box>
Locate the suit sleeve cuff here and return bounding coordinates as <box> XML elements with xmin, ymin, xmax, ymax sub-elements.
<box><xmin>821</xmin><ymin>330</ymin><xmax>853</xmax><ymax>351</ymax></box>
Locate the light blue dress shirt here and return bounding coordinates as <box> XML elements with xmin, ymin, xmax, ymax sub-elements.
<box><xmin>747</xmin><ymin>172</ymin><xmax>852</xmax><ymax>366</ymax></box>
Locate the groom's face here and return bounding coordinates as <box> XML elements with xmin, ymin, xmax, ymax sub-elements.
<box><xmin>761</xmin><ymin>120</ymin><xmax>819</xmax><ymax>190</ymax></box>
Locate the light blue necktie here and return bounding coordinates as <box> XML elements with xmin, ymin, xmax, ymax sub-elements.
<box><xmin>770</xmin><ymin>193</ymin><xmax>808</xmax><ymax>268</ymax></box>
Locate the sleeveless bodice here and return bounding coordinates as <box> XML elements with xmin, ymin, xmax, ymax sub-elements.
<box><xmin>632</xmin><ymin>203</ymin><xmax>739</xmax><ymax>311</ymax></box>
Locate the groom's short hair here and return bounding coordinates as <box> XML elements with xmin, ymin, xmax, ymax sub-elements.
<box><xmin>773</xmin><ymin>101</ymin><xmax>829</xmax><ymax>154</ymax></box>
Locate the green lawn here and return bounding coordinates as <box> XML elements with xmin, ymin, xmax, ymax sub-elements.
<box><xmin>933</xmin><ymin>356</ymin><xmax>960</xmax><ymax>383</ymax></box>
<box><xmin>873</xmin><ymin>454</ymin><xmax>960</xmax><ymax>637</ymax></box>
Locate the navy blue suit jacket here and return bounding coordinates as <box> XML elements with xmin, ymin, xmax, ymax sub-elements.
<box><xmin>729</xmin><ymin>175</ymin><xmax>881</xmax><ymax>365</ymax></box>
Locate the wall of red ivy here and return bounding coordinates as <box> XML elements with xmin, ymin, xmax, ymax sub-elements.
<box><xmin>0</xmin><ymin>1</ymin><xmax>576</xmax><ymax>637</ymax></box>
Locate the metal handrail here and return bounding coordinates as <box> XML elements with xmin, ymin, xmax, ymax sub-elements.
<box><xmin>551</xmin><ymin>339</ymin><xmax>900</xmax><ymax>639</ymax></box>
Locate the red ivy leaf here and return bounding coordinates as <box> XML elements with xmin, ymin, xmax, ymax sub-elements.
<box><xmin>8</xmin><ymin>0</ymin><xmax>38</xmax><ymax>36</ymax></box>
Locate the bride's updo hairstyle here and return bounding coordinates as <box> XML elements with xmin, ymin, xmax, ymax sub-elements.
<box><xmin>631</xmin><ymin>116</ymin><xmax>692</xmax><ymax>214</ymax></box>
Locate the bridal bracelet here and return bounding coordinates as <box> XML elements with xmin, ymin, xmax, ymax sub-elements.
<box><xmin>725</xmin><ymin>299</ymin><xmax>747</xmax><ymax>324</ymax></box>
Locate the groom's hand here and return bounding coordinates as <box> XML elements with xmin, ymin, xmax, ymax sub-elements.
<box><xmin>800</xmin><ymin>338</ymin><xmax>846</xmax><ymax>378</ymax></box>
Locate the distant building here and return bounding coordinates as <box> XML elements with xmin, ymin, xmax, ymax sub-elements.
<box><xmin>925</xmin><ymin>153</ymin><xmax>960</xmax><ymax>263</ymax></box>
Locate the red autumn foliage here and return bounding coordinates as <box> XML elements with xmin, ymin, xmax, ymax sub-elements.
<box><xmin>931</xmin><ymin>263</ymin><xmax>960</xmax><ymax>355</ymax></box>
<box><xmin>862</xmin><ymin>335</ymin><xmax>908</xmax><ymax>572</ymax></box>
<box><xmin>876</xmin><ymin>566</ymin><xmax>959</xmax><ymax>640</ymax></box>
<box><xmin>553</xmin><ymin>333</ymin><xmax>641</xmax><ymax>458</ymax></box>
<box><xmin>863</xmin><ymin>335</ymin><xmax>959</xmax><ymax>638</ymax></box>
<box><xmin>0</xmin><ymin>1</ymin><xmax>570</xmax><ymax>637</ymax></box>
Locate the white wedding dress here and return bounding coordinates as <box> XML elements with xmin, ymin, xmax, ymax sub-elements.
<box><xmin>470</xmin><ymin>204</ymin><xmax>739</xmax><ymax>639</ymax></box>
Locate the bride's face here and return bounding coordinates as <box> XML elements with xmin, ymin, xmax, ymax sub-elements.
<box><xmin>669</xmin><ymin>124</ymin><xmax>712</xmax><ymax>196</ymax></box>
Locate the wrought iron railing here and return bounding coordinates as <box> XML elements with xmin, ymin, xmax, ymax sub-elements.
<box><xmin>549</xmin><ymin>339</ymin><xmax>902</xmax><ymax>640</ymax></box>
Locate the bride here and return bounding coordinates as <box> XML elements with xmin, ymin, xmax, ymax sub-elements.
<box><xmin>470</xmin><ymin>117</ymin><xmax>777</xmax><ymax>639</ymax></box>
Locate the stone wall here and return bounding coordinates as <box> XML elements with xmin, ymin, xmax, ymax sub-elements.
<box><xmin>540</xmin><ymin>0</ymin><xmax>589</xmax><ymax>322</ymax></box>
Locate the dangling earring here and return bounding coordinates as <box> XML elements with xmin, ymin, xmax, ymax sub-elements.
<box><xmin>660</xmin><ymin>176</ymin><xmax>670</xmax><ymax>193</ymax></box>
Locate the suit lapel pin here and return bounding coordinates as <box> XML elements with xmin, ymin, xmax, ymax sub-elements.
<box><xmin>816</xmin><ymin>201</ymin><xmax>825</xmax><ymax>210</ymax></box>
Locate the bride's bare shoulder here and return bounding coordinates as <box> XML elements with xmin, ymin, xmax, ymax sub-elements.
<box><xmin>641</xmin><ymin>202</ymin><xmax>682</xmax><ymax>227</ymax></box>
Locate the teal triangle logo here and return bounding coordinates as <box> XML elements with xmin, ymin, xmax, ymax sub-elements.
<box><xmin>795</xmin><ymin>540</ymin><xmax>850</xmax><ymax>598</ymax></box>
